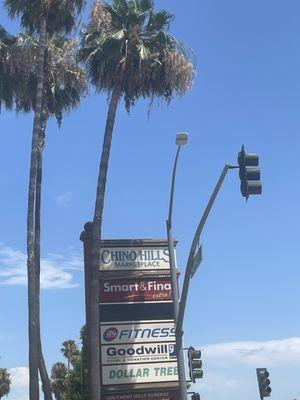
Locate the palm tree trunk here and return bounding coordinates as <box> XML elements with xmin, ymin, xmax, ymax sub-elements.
<box><xmin>35</xmin><ymin>108</ymin><xmax>53</xmax><ymax>400</ymax></box>
<box><xmin>88</xmin><ymin>82</ymin><xmax>123</xmax><ymax>400</ymax></box>
<box><xmin>27</xmin><ymin>16</ymin><xmax>47</xmax><ymax>400</ymax></box>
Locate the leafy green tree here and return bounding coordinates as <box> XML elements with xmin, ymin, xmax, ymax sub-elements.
<box><xmin>78</xmin><ymin>1</ymin><xmax>195</xmax><ymax>398</ymax></box>
<box><xmin>61</xmin><ymin>340</ymin><xmax>80</xmax><ymax>373</ymax></box>
<box><xmin>0</xmin><ymin>24</ymin><xmax>85</xmax><ymax>400</ymax></box>
<box><xmin>51</xmin><ymin>362</ymin><xmax>68</xmax><ymax>400</ymax></box>
<box><xmin>51</xmin><ymin>328</ymin><xmax>88</xmax><ymax>400</ymax></box>
<box><xmin>65</xmin><ymin>353</ymin><xmax>87</xmax><ymax>400</ymax></box>
<box><xmin>0</xmin><ymin>369</ymin><xmax>11</xmax><ymax>399</ymax></box>
<box><xmin>0</xmin><ymin>26</ymin><xmax>16</xmax><ymax>110</ymax></box>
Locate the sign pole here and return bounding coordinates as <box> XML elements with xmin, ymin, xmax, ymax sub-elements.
<box><xmin>80</xmin><ymin>222</ymin><xmax>99</xmax><ymax>400</ymax></box>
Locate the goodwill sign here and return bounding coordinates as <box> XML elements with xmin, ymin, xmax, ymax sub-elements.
<box><xmin>101</xmin><ymin>342</ymin><xmax>177</xmax><ymax>364</ymax></box>
<box><xmin>99</xmin><ymin>247</ymin><xmax>173</xmax><ymax>271</ymax></box>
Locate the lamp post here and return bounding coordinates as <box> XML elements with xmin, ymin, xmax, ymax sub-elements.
<box><xmin>166</xmin><ymin>144</ymin><xmax>262</xmax><ymax>399</ymax></box>
<box><xmin>166</xmin><ymin>132</ymin><xmax>188</xmax><ymax>400</ymax></box>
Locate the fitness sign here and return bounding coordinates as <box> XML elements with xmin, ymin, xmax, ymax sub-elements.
<box><xmin>101</xmin><ymin>322</ymin><xmax>175</xmax><ymax>344</ymax></box>
<box><xmin>100</xmin><ymin>278</ymin><xmax>172</xmax><ymax>303</ymax></box>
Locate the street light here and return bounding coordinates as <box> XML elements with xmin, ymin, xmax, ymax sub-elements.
<box><xmin>166</xmin><ymin>132</ymin><xmax>189</xmax><ymax>400</ymax></box>
<box><xmin>167</xmin><ymin>144</ymin><xmax>262</xmax><ymax>400</ymax></box>
<box><xmin>176</xmin><ymin>132</ymin><xmax>188</xmax><ymax>146</ymax></box>
<box><xmin>176</xmin><ymin>147</ymin><xmax>262</xmax><ymax>340</ymax></box>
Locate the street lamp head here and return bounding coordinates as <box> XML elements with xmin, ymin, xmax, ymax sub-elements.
<box><xmin>176</xmin><ymin>132</ymin><xmax>188</xmax><ymax>146</ymax></box>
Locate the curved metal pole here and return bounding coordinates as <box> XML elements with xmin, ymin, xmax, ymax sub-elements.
<box><xmin>176</xmin><ymin>163</ymin><xmax>231</xmax><ymax>336</ymax></box>
<box><xmin>168</xmin><ymin>146</ymin><xmax>181</xmax><ymax>224</ymax></box>
<box><xmin>166</xmin><ymin>145</ymin><xmax>188</xmax><ymax>400</ymax></box>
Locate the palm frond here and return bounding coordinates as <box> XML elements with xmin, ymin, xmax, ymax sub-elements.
<box><xmin>4</xmin><ymin>0</ymin><xmax>86</xmax><ymax>35</ymax></box>
<box><xmin>79</xmin><ymin>0</ymin><xmax>195</xmax><ymax>111</ymax></box>
<box><xmin>0</xmin><ymin>27</ymin><xmax>87</xmax><ymax>122</ymax></box>
<box><xmin>145</xmin><ymin>10</ymin><xmax>173</xmax><ymax>32</ymax></box>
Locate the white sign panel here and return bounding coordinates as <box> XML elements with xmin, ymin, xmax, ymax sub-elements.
<box><xmin>102</xmin><ymin>362</ymin><xmax>178</xmax><ymax>385</ymax></box>
<box><xmin>100</xmin><ymin>247</ymin><xmax>172</xmax><ymax>271</ymax></box>
<box><xmin>101</xmin><ymin>342</ymin><xmax>177</xmax><ymax>365</ymax></box>
<box><xmin>101</xmin><ymin>322</ymin><xmax>175</xmax><ymax>344</ymax></box>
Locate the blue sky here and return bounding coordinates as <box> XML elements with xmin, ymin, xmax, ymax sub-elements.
<box><xmin>1</xmin><ymin>0</ymin><xmax>300</xmax><ymax>399</ymax></box>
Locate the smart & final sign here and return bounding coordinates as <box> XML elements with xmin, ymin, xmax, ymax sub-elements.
<box><xmin>101</xmin><ymin>342</ymin><xmax>177</xmax><ymax>364</ymax></box>
<box><xmin>100</xmin><ymin>247</ymin><xmax>172</xmax><ymax>271</ymax></box>
<box><xmin>102</xmin><ymin>362</ymin><xmax>178</xmax><ymax>385</ymax></box>
<box><xmin>100</xmin><ymin>278</ymin><xmax>172</xmax><ymax>303</ymax></box>
<box><xmin>101</xmin><ymin>322</ymin><xmax>175</xmax><ymax>344</ymax></box>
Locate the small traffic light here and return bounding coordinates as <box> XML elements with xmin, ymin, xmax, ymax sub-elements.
<box><xmin>238</xmin><ymin>145</ymin><xmax>262</xmax><ymax>199</ymax></box>
<box><xmin>256</xmin><ymin>368</ymin><xmax>272</xmax><ymax>399</ymax></box>
<box><xmin>191</xmin><ymin>393</ymin><xmax>200</xmax><ymax>400</ymax></box>
<box><xmin>188</xmin><ymin>346</ymin><xmax>203</xmax><ymax>383</ymax></box>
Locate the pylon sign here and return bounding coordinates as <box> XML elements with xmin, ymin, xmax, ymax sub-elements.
<box><xmin>99</xmin><ymin>239</ymin><xmax>179</xmax><ymax>398</ymax></box>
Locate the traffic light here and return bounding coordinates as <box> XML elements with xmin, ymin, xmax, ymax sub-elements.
<box><xmin>191</xmin><ymin>393</ymin><xmax>200</xmax><ymax>400</ymax></box>
<box><xmin>187</xmin><ymin>346</ymin><xmax>203</xmax><ymax>382</ymax></box>
<box><xmin>256</xmin><ymin>368</ymin><xmax>272</xmax><ymax>399</ymax></box>
<box><xmin>238</xmin><ymin>145</ymin><xmax>262</xmax><ymax>199</ymax></box>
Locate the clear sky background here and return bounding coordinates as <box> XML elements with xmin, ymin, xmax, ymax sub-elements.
<box><xmin>1</xmin><ymin>0</ymin><xmax>300</xmax><ymax>399</ymax></box>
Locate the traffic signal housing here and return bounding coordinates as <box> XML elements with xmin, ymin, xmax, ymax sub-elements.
<box><xmin>238</xmin><ymin>145</ymin><xmax>262</xmax><ymax>199</ymax></box>
<box><xmin>188</xmin><ymin>346</ymin><xmax>203</xmax><ymax>383</ymax></box>
<box><xmin>256</xmin><ymin>368</ymin><xmax>271</xmax><ymax>399</ymax></box>
<box><xmin>191</xmin><ymin>394</ymin><xmax>200</xmax><ymax>400</ymax></box>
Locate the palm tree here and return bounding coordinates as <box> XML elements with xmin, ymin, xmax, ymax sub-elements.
<box><xmin>1</xmin><ymin>29</ymin><xmax>85</xmax><ymax>400</ymax></box>
<box><xmin>27</xmin><ymin>34</ymin><xmax>86</xmax><ymax>400</ymax></box>
<box><xmin>0</xmin><ymin>369</ymin><xmax>11</xmax><ymax>399</ymax></box>
<box><xmin>79</xmin><ymin>1</ymin><xmax>195</xmax><ymax>398</ymax></box>
<box><xmin>50</xmin><ymin>362</ymin><xmax>68</xmax><ymax>400</ymax></box>
<box><xmin>61</xmin><ymin>340</ymin><xmax>80</xmax><ymax>373</ymax></box>
<box><xmin>3</xmin><ymin>1</ymin><xmax>85</xmax><ymax>398</ymax></box>
<box><xmin>0</xmin><ymin>26</ymin><xmax>16</xmax><ymax>110</ymax></box>
<box><xmin>52</xmin><ymin>332</ymin><xmax>88</xmax><ymax>400</ymax></box>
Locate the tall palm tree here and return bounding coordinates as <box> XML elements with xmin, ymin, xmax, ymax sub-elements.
<box><xmin>61</xmin><ymin>340</ymin><xmax>80</xmax><ymax>373</ymax></box>
<box><xmin>0</xmin><ymin>369</ymin><xmax>11</xmax><ymax>399</ymax></box>
<box><xmin>50</xmin><ymin>362</ymin><xmax>68</xmax><ymax>400</ymax></box>
<box><xmin>3</xmin><ymin>1</ymin><xmax>85</xmax><ymax>398</ymax></box>
<box><xmin>26</xmin><ymin>35</ymin><xmax>86</xmax><ymax>400</ymax></box>
<box><xmin>1</xmin><ymin>27</ymin><xmax>85</xmax><ymax>400</ymax></box>
<box><xmin>79</xmin><ymin>1</ymin><xmax>195</xmax><ymax>398</ymax></box>
<box><xmin>0</xmin><ymin>26</ymin><xmax>16</xmax><ymax>110</ymax></box>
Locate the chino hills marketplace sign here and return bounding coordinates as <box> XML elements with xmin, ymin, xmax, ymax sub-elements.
<box><xmin>99</xmin><ymin>246</ymin><xmax>172</xmax><ymax>271</ymax></box>
<box><xmin>95</xmin><ymin>238</ymin><xmax>179</xmax><ymax>399</ymax></box>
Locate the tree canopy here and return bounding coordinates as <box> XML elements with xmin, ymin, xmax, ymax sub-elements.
<box><xmin>4</xmin><ymin>0</ymin><xmax>85</xmax><ymax>35</ymax></box>
<box><xmin>0</xmin><ymin>368</ymin><xmax>11</xmax><ymax>399</ymax></box>
<box><xmin>79</xmin><ymin>0</ymin><xmax>195</xmax><ymax>111</ymax></box>
<box><xmin>0</xmin><ymin>27</ymin><xmax>86</xmax><ymax>124</ymax></box>
<box><xmin>51</xmin><ymin>327</ymin><xmax>88</xmax><ymax>400</ymax></box>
